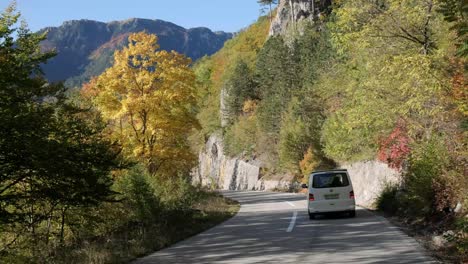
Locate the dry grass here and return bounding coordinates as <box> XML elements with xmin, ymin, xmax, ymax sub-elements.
<box><xmin>52</xmin><ymin>191</ymin><xmax>239</xmax><ymax>264</ymax></box>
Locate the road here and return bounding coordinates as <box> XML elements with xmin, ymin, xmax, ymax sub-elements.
<box><xmin>133</xmin><ymin>191</ymin><xmax>435</xmax><ymax>264</ymax></box>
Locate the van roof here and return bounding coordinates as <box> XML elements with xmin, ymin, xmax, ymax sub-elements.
<box><xmin>311</xmin><ymin>169</ymin><xmax>348</xmax><ymax>174</ymax></box>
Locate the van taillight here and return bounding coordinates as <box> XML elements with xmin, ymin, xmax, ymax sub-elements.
<box><xmin>350</xmin><ymin>191</ymin><xmax>355</xmax><ymax>199</ymax></box>
<box><xmin>309</xmin><ymin>193</ymin><xmax>315</xmax><ymax>201</ymax></box>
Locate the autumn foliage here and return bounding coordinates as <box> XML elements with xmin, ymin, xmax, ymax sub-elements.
<box><xmin>85</xmin><ymin>32</ymin><xmax>199</xmax><ymax>176</ymax></box>
<box><xmin>450</xmin><ymin>58</ymin><xmax>468</xmax><ymax>116</ymax></box>
<box><xmin>299</xmin><ymin>148</ymin><xmax>320</xmax><ymax>181</ymax></box>
<box><xmin>378</xmin><ymin>120</ymin><xmax>411</xmax><ymax>170</ymax></box>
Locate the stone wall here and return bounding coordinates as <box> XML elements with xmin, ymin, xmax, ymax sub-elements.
<box><xmin>341</xmin><ymin>161</ymin><xmax>401</xmax><ymax>208</ymax></box>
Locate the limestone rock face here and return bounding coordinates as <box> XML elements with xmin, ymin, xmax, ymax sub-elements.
<box><xmin>220</xmin><ymin>87</ymin><xmax>230</xmax><ymax>128</ymax></box>
<box><xmin>194</xmin><ymin>134</ymin><xmax>295</xmax><ymax>191</ymax></box>
<box><xmin>269</xmin><ymin>0</ymin><xmax>332</xmax><ymax>36</ymax></box>
<box><xmin>269</xmin><ymin>0</ymin><xmax>314</xmax><ymax>36</ymax></box>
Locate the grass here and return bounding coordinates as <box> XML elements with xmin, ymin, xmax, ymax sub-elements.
<box><xmin>52</xmin><ymin>191</ymin><xmax>240</xmax><ymax>264</ymax></box>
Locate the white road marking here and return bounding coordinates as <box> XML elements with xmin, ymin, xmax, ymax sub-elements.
<box><xmin>286</xmin><ymin>201</ymin><xmax>296</xmax><ymax>207</ymax></box>
<box><xmin>286</xmin><ymin>211</ymin><xmax>298</xmax><ymax>232</ymax></box>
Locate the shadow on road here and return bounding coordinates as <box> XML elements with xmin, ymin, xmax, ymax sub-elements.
<box><xmin>134</xmin><ymin>191</ymin><xmax>433</xmax><ymax>264</ymax></box>
<box><xmin>220</xmin><ymin>190</ymin><xmax>306</xmax><ymax>205</ymax></box>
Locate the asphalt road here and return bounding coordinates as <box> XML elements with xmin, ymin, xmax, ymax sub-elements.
<box><xmin>133</xmin><ymin>191</ymin><xmax>435</xmax><ymax>264</ymax></box>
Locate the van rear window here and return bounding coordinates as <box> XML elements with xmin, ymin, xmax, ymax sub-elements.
<box><xmin>312</xmin><ymin>173</ymin><xmax>349</xmax><ymax>188</ymax></box>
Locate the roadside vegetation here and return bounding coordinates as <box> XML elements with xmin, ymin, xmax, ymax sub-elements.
<box><xmin>1</xmin><ymin>0</ymin><xmax>466</xmax><ymax>262</ymax></box>
<box><xmin>194</xmin><ymin>0</ymin><xmax>467</xmax><ymax>261</ymax></box>
<box><xmin>0</xmin><ymin>4</ymin><xmax>239</xmax><ymax>264</ymax></box>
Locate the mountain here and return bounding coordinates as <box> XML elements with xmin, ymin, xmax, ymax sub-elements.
<box><xmin>39</xmin><ymin>18</ymin><xmax>233</xmax><ymax>87</ymax></box>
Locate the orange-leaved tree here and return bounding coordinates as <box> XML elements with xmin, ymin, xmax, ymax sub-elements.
<box><xmin>84</xmin><ymin>32</ymin><xmax>199</xmax><ymax>176</ymax></box>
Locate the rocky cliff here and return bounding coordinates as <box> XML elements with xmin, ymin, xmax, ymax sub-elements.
<box><xmin>193</xmin><ymin>135</ymin><xmax>296</xmax><ymax>191</ymax></box>
<box><xmin>269</xmin><ymin>0</ymin><xmax>332</xmax><ymax>36</ymax></box>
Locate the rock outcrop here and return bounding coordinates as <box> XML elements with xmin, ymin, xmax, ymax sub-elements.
<box><xmin>194</xmin><ymin>135</ymin><xmax>296</xmax><ymax>191</ymax></box>
<box><xmin>269</xmin><ymin>0</ymin><xmax>332</xmax><ymax>36</ymax></box>
<box><xmin>270</xmin><ymin>0</ymin><xmax>314</xmax><ymax>36</ymax></box>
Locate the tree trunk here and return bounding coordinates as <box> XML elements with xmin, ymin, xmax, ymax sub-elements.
<box><xmin>422</xmin><ymin>0</ymin><xmax>433</xmax><ymax>55</ymax></box>
<box><xmin>269</xmin><ymin>3</ymin><xmax>273</xmax><ymax>23</ymax></box>
<box><xmin>46</xmin><ymin>213</ymin><xmax>51</xmax><ymax>246</ymax></box>
<box><xmin>60</xmin><ymin>207</ymin><xmax>67</xmax><ymax>245</ymax></box>
<box><xmin>311</xmin><ymin>0</ymin><xmax>315</xmax><ymax>20</ymax></box>
<box><xmin>289</xmin><ymin>0</ymin><xmax>296</xmax><ymax>29</ymax></box>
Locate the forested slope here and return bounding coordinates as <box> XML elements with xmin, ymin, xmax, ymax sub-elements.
<box><xmin>193</xmin><ymin>0</ymin><xmax>467</xmax><ymax>260</ymax></box>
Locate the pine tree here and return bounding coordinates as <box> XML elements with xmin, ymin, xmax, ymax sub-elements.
<box><xmin>258</xmin><ymin>0</ymin><xmax>278</xmax><ymax>22</ymax></box>
<box><xmin>439</xmin><ymin>0</ymin><xmax>468</xmax><ymax>57</ymax></box>
<box><xmin>224</xmin><ymin>59</ymin><xmax>257</xmax><ymax>123</ymax></box>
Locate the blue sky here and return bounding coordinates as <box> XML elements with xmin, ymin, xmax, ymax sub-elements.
<box><xmin>1</xmin><ymin>0</ymin><xmax>272</xmax><ymax>33</ymax></box>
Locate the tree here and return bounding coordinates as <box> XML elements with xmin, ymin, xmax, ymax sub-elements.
<box><xmin>439</xmin><ymin>0</ymin><xmax>468</xmax><ymax>57</ymax></box>
<box><xmin>320</xmin><ymin>0</ymin><xmax>452</xmax><ymax>162</ymax></box>
<box><xmin>258</xmin><ymin>0</ymin><xmax>278</xmax><ymax>23</ymax></box>
<box><xmin>0</xmin><ymin>4</ymin><xmax>121</xmax><ymax>255</ymax></box>
<box><xmin>86</xmin><ymin>32</ymin><xmax>199</xmax><ymax>176</ymax></box>
<box><xmin>224</xmin><ymin>59</ymin><xmax>257</xmax><ymax>124</ymax></box>
<box><xmin>255</xmin><ymin>36</ymin><xmax>302</xmax><ymax>136</ymax></box>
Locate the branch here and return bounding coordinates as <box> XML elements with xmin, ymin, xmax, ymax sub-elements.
<box><xmin>0</xmin><ymin>175</ymin><xmax>28</xmax><ymax>196</ymax></box>
<box><xmin>128</xmin><ymin>111</ymin><xmax>142</xmax><ymax>144</ymax></box>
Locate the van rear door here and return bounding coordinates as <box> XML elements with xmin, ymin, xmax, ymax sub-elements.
<box><xmin>311</xmin><ymin>172</ymin><xmax>351</xmax><ymax>201</ymax></box>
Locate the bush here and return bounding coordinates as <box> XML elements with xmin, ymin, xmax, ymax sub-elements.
<box><xmin>375</xmin><ymin>183</ymin><xmax>401</xmax><ymax>215</ymax></box>
<box><xmin>432</xmin><ymin>170</ymin><xmax>466</xmax><ymax>214</ymax></box>
<box><xmin>452</xmin><ymin>218</ymin><xmax>468</xmax><ymax>256</ymax></box>
<box><xmin>402</xmin><ymin>137</ymin><xmax>450</xmax><ymax>218</ymax></box>
<box><xmin>116</xmin><ymin>166</ymin><xmax>161</xmax><ymax>225</ymax></box>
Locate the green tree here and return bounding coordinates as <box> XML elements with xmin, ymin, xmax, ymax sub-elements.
<box><xmin>0</xmin><ymin>4</ymin><xmax>121</xmax><ymax>256</ymax></box>
<box><xmin>258</xmin><ymin>0</ymin><xmax>278</xmax><ymax>22</ymax></box>
<box><xmin>320</xmin><ymin>0</ymin><xmax>451</xmax><ymax>162</ymax></box>
<box><xmin>439</xmin><ymin>0</ymin><xmax>468</xmax><ymax>57</ymax></box>
<box><xmin>224</xmin><ymin>59</ymin><xmax>257</xmax><ymax>124</ymax></box>
<box><xmin>255</xmin><ymin>36</ymin><xmax>302</xmax><ymax>136</ymax></box>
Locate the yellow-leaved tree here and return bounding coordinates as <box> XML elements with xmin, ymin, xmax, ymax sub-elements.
<box><xmin>84</xmin><ymin>32</ymin><xmax>199</xmax><ymax>176</ymax></box>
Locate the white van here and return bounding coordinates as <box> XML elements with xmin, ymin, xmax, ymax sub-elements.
<box><xmin>302</xmin><ymin>169</ymin><xmax>356</xmax><ymax>219</ymax></box>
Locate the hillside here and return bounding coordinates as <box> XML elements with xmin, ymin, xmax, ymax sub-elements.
<box><xmin>1</xmin><ymin>1</ymin><xmax>467</xmax><ymax>263</ymax></box>
<box><xmin>39</xmin><ymin>18</ymin><xmax>233</xmax><ymax>87</ymax></box>
<box><xmin>193</xmin><ymin>0</ymin><xmax>467</xmax><ymax>261</ymax></box>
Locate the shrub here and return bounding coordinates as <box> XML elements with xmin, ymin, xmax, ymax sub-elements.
<box><xmin>432</xmin><ymin>170</ymin><xmax>465</xmax><ymax>214</ymax></box>
<box><xmin>116</xmin><ymin>166</ymin><xmax>161</xmax><ymax>224</ymax></box>
<box><xmin>299</xmin><ymin>148</ymin><xmax>321</xmax><ymax>181</ymax></box>
<box><xmin>378</xmin><ymin>120</ymin><xmax>411</xmax><ymax>170</ymax></box>
<box><xmin>402</xmin><ymin>137</ymin><xmax>450</xmax><ymax>217</ymax></box>
<box><xmin>375</xmin><ymin>183</ymin><xmax>401</xmax><ymax>215</ymax></box>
